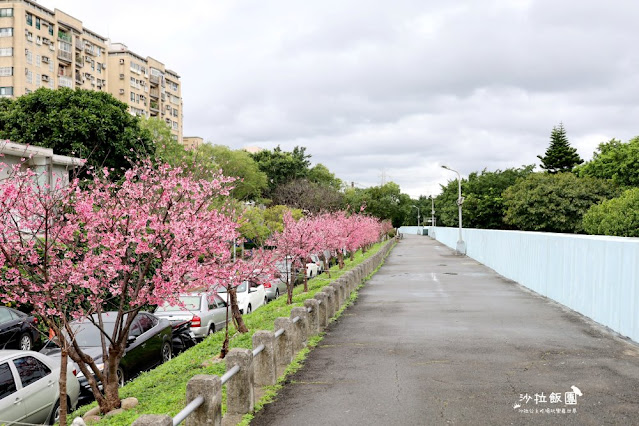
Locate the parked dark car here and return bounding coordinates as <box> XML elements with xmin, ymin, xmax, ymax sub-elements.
<box><xmin>41</xmin><ymin>311</ymin><xmax>172</xmax><ymax>404</ymax></box>
<box><xmin>0</xmin><ymin>306</ymin><xmax>41</xmax><ymax>351</ymax></box>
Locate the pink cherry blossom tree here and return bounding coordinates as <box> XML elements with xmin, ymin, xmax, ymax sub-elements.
<box><xmin>268</xmin><ymin>212</ymin><xmax>323</xmax><ymax>303</ymax></box>
<box><xmin>0</xmin><ymin>159</ymin><xmax>237</xmax><ymax>416</ymax></box>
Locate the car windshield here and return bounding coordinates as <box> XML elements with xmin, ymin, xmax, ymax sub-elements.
<box><xmin>156</xmin><ymin>296</ymin><xmax>201</xmax><ymax>312</ymax></box>
<box><xmin>69</xmin><ymin>321</ymin><xmax>117</xmax><ymax>347</ymax></box>
<box><xmin>218</xmin><ymin>282</ymin><xmax>247</xmax><ymax>293</ymax></box>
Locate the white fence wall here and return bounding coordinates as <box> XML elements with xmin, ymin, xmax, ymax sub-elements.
<box><xmin>432</xmin><ymin>227</ymin><xmax>639</xmax><ymax>343</ymax></box>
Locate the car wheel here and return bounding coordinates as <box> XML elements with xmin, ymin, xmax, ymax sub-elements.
<box><xmin>116</xmin><ymin>366</ymin><xmax>125</xmax><ymax>388</ymax></box>
<box><xmin>48</xmin><ymin>398</ymin><xmax>68</xmax><ymax>425</ymax></box>
<box><xmin>161</xmin><ymin>341</ymin><xmax>172</xmax><ymax>363</ymax></box>
<box><xmin>275</xmin><ymin>289</ymin><xmax>279</xmax><ymax>298</ymax></box>
<box><xmin>19</xmin><ymin>333</ymin><xmax>33</xmax><ymax>351</ymax></box>
<box><xmin>247</xmin><ymin>304</ymin><xmax>252</xmax><ymax>314</ymax></box>
<box><xmin>208</xmin><ymin>324</ymin><xmax>215</xmax><ymax>335</ymax></box>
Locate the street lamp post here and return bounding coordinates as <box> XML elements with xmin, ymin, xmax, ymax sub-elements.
<box><xmin>429</xmin><ymin>195</ymin><xmax>436</xmax><ymax>239</ymax></box>
<box><xmin>441</xmin><ymin>165</ymin><xmax>466</xmax><ymax>255</ymax></box>
<box><xmin>411</xmin><ymin>205</ymin><xmax>421</xmax><ymax>234</ymax></box>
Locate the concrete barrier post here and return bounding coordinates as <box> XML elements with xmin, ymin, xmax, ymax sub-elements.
<box><xmin>304</xmin><ymin>299</ymin><xmax>320</xmax><ymax>335</ymax></box>
<box><xmin>226</xmin><ymin>348</ymin><xmax>254</xmax><ymax>416</ymax></box>
<box><xmin>313</xmin><ymin>292</ymin><xmax>329</xmax><ymax>329</ymax></box>
<box><xmin>133</xmin><ymin>415</ymin><xmax>172</xmax><ymax>426</ymax></box>
<box><xmin>274</xmin><ymin>318</ymin><xmax>293</xmax><ymax>368</ymax></box>
<box><xmin>322</xmin><ymin>286</ymin><xmax>337</xmax><ymax>318</ymax></box>
<box><xmin>252</xmin><ymin>331</ymin><xmax>276</xmax><ymax>386</ymax></box>
<box><xmin>290</xmin><ymin>307</ymin><xmax>308</xmax><ymax>351</ymax></box>
<box><xmin>330</xmin><ymin>281</ymin><xmax>344</xmax><ymax>306</ymax></box>
<box><xmin>185</xmin><ymin>375</ymin><xmax>222</xmax><ymax>426</ymax></box>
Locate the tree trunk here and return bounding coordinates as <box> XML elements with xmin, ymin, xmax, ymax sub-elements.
<box><xmin>221</xmin><ymin>293</ymin><xmax>230</xmax><ymax>358</ymax></box>
<box><xmin>350</xmin><ymin>251</ymin><xmax>355</xmax><ymax>261</ymax></box>
<box><xmin>287</xmin><ymin>274</ymin><xmax>294</xmax><ymax>305</ymax></box>
<box><xmin>101</xmin><ymin>347</ymin><xmax>123</xmax><ymax>414</ymax></box>
<box><xmin>303</xmin><ymin>271</ymin><xmax>308</xmax><ymax>292</ymax></box>
<box><xmin>338</xmin><ymin>251</ymin><xmax>344</xmax><ymax>269</ymax></box>
<box><xmin>59</xmin><ymin>346</ymin><xmax>68</xmax><ymax>426</ymax></box>
<box><xmin>323</xmin><ymin>257</ymin><xmax>331</xmax><ymax>278</ymax></box>
<box><xmin>229</xmin><ymin>288</ymin><xmax>248</xmax><ymax>333</ymax></box>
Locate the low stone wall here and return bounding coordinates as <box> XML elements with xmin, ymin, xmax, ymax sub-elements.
<box><xmin>132</xmin><ymin>239</ymin><xmax>395</xmax><ymax>426</ymax></box>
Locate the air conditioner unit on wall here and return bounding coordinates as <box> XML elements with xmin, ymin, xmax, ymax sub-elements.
<box><xmin>119</xmin><ymin>89</ymin><xmax>124</xmax><ymax>94</ymax></box>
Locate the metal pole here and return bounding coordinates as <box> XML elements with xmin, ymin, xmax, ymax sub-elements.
<box><xmin>441</xmin><ymin>165</ymin><xmax>466</xmax><ymax>255</ymax></box>
<box><xmin>430</xmin><ymin>196</ymin><xmax>436</xmax><ymax>239</ymax></box>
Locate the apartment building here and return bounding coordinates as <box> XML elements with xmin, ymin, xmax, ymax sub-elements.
<box><xmin>108</xmin><ymin>45</ymin><xmax>183</xmax><ymax>144</ymax></box>
<box><xmin>0</xmin><ymin>0</ymin><xmax>183</xmax><ymax>144</ymax></box>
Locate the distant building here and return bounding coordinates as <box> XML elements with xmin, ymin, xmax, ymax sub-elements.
<box><xmin>183</xmin><ymin>136</ymin><xmax>203</xmax><ymax>151</ymax></box>
<box><xmin>0</xmin><ymin>1</ymin><xmax>183</xmax><ymax>144</ymax></box>
<box><xmin>243</xmin><ymin>146</ymin><xmax>262</xmax><ymax>154</ymax></box>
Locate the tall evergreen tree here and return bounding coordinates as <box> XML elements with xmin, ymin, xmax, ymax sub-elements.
<box><xmin>537</xmin><ymin>123</ymin><xmax>583</xmax><ymax>173</ymax></box>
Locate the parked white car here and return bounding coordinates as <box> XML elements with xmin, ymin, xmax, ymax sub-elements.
<box><xmin>154</xmin><ymin>293</ymin><xmax>230</xmax><ymax>338</ymax></box>
<box><xmin>0</xmin><ymin>350</ymin><xmax>80</xmax><ymax>425</ymax></box>
<box><xmin>309</xmin><ymin>254</ymin><xmax>324</xmax><ymax>274</ymax></box>
<box><xmin>218</xmin><ymin>281</ymin><xmax>266</xmax><ymax>314</ymax></box>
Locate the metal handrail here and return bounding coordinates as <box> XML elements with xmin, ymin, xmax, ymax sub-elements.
<box><xmin>252</xmin><ymin>344</ymin><xmax>265</xmax><ymax>357</ymax></box>
<box><xmin>291</xmin><ymin>316</ymin><xmax>300</xmax><ymax>324</ymax></box>
<box><xmin>274</xmin><ymin>328</ymin><xmax>284</xmax><ymax>338</ymax></box>
<box><xmin>173</xmin><ymin>395</ymin><xmax>204</xmax><ymax>425</ymax></box>
<box><xmin>220</xmin><ymin>364</ymin><xmax>240</xmax><ymax>385</ymax></box>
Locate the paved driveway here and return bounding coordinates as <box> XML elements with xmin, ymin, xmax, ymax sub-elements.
<box><xmin>251</xmin><ymin>235</ymin><xmax>639</xmax><ymax>425</ymax></box>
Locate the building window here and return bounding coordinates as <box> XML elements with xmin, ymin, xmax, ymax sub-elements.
<box><xmin>172</xmin><ymin>121</ymin><xmax>178</xmax><ymax>130</ymax></box>
<box><xmin>0</xmin><ymin>47</ymin><xmax>12</xmax><ymax>56</ymax></box>
<box><xmin>0</xmin><ymin>27</ymin><xmax>13</xmax><ymax>37</ymax></box>
<box><xmin>36</xmin><ymin>74</ymin><xmax>40</xmax><ymax>87</ymax></box>
<box><xmin>0</xmin><ymin>8</ymin><xmax>13</xmax><ymax>17</ymax></box>
<box><xmin>26</xmin><ymin>13</ymin><xmax>32</xmax><ymax>26</ymax></box>
<box><xmin>48</xmin><ymin>25</ymin><xmax>53</xmax><ymax>36</ymax></box>
<box><xmin>25</xmin><ymin>88</ymin><xmax>31</xmax><ymax>94</ymax></box>
<box><xmin>26</xmin><ymin>49</ymin><xmax>32</xmax><ymax>65</ymax></box>
<box><xmin>49</xmin><ymin>79</ymin><xmax>53</xmax><ymax>89</ymax></box>
<box><xmin>0</xmin><ymin>86</ymin><xmax>13</xmax><ymax>96</ymax></box>
<box><xmin>35</xmin><ymin>17</ymin><xmax>40</xmax><ymax>30</ymax></box>
<box><xmin>26</xmin><ymin>69</ymin><xmax>32</xmax><ymax>84</ymax></box>
<box><xmin>36</xmin><ymin>54</ymin><xmax>41</xmax><ymax>67</ymax></box>
<box><xmin>130</xmin><ymin>91</ymin><xmax>135</xmax><ymax>102</ymax></box>
<box><xmin>49</xmin><ymin>62</ymin><xmax>53</xmax><ymax>72</ymax></box>
<box><xmin>97</xmin><ymin>62</ymin><xmax>101</xmax><ymax>73</ymax></box>
<box><xmin>0</xmin><ymin>66</ymin><xmax>12</xmax><ymax>76</ymax></box>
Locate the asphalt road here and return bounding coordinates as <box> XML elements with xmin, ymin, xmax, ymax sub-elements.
<box><xmin>251</xmin><ymin>235</ymin><xmax>639</xmax><ymax>426</ymax></box>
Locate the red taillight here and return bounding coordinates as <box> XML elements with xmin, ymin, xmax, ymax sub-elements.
<box><xmin>32</xmin><ymin>317</ymin><xmax>38</xmax><ymax>324</ymax></box>
<box><xmin>263</xmin><ymin>282</ymin><xmax>271</xmax><ymax>288</ymax></box>
<box><xmin>191</xmin><ymin>316</ymin><xmax>201</xmax><ymax>327</ymax></box>
<box><xmin>72</xmin><ymin>369</ymin><xmax>77</xmax><ymax>376</ymax></box>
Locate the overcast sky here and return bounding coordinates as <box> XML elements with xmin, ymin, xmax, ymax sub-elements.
<box><xmin>39</xmin><ymin>0</ymin><xmax>639</xmax><ymax>197</ymax></box>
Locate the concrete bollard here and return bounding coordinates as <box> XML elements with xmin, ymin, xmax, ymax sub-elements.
<box><xmin>274</xmin><ymin>317</ymin><xmax>293</xmax><ymax>368</ymax></box>
<box><xmin>252</xmin><ymin>331</ymin><xmax>276</xmax><ymax>387</ymax></box>
<box><xmin>132</xmin><ymin>415</ymin><xmax>172</xmax><ymax>426</ymax></box>
<box><xmin>290</xmin><ymin>307</ymin><xmax>308</xmax><ymax>351</ymax></box>
<box><xmin>304</xmin><ymin>299</ymin><xmax>320</xmax><ymax>335</ymax></box>
<box><xmin>313</xmin><ymin>292</ymin><xmax>329</xmax><ymax>329</ymax></box>
<box><xmin>185</xmin><ymin>375</ymin><xmax>222</xmax><ymax>426</ymax></box>
<box><xmin>225</xmin><ymin>348</ymin><xmax>254</xmax><ymax>416</ymax></box>
<box><xmin>330</xmin><ymin>281</ymin><xmax>344</xmax><ymax>306</ymax></box>
<box><xmin>322</xmin><ymin>286</ymin><xmax>337</xmax><ymax>318</ymax></box>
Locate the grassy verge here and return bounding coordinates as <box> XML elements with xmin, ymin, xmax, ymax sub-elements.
<box><xmin>69</xmin><ymin>240</ymin><xmax>394</xmax><ymax>425</ymax></box>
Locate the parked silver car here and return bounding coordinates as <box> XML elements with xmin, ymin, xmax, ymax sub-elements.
<box><xmin>265</xmin><ymin>262</ymin><xmax>291</xmax><ymax>301</ymax></box>
<box><xmin>154</xmin><ymin>293</ymin><xmax>230</xmax><ymax>338</ymax></box>
<box><xmin>0</xmin><ymin>350</ymin><xmax>80</xmax><ymax>425</ymax></box>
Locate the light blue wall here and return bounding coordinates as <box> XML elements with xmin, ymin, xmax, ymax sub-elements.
<box><xmin>433</xmin><ymin>227</ymin><xmax>639</xmax><ymax>343</ymax></box>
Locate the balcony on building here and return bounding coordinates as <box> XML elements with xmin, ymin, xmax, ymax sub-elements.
<box><xmin>58</xmin><ymin>75</ymin><xmax>73</xmax><ymax>88</ymax></box>
<box><xmin>150</xmin><ymin>75</ymin><xmax>159</xmax><ymax>86</ymax></box>
<box><xmin>58</xmin><ymin>31</ymin><xmax>72</xmax><ymax>43</ymax></box>
<box><xmin>150</xmin><ymin>101</ymin><xmax>159</xmax><ymax>113</ymax></box>
<box><xmin>75</xmin><ymin>54</ymin><xmax>84</xmax><ymax>68</ymax></box>
<box><xmin>75</xmin><ymin>38</ymin><xmax>84</xmax><ymax>51</ymax></box>
<box><xmin>149</xmin><ymin>87</ymin><xmax>159</xmax><ymax>99</ymax></box>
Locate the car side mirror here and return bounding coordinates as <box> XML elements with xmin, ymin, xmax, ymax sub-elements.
<box><xmin>126</xmin><ymin>336</ymin><xmax>137</xmax><ymax>346</ymax></box>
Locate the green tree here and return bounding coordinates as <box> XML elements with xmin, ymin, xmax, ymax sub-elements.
<box><xmin>576</xmin><ymin>137</ymin><xmax>639</xmax><ymax>187</ymax></box>
<box><xmin>537</xmin><ymin>123</ymin><xmax>583</xmax><ymax>173</ymax></box>
<box><xmin>0</xmin><ymin>88</ymin><xmax>153</xmax><ymax>174</ymax></box>
<box><xmin>344</xmin><ymin>182</ymin><xmax>412</xmax><ymax>228</ymax></box>
<box><xmin>251</xmin><ymin>146</ymin><xmax>311</xmax><ymax>194</ymax></box>
<box><xmin>308</xmin><ymin>163</ymin><xmax>342</xmax><ymax>189</ymax></box>
<box><xmin>239</xmin><ymin>205</ymin><xmax>303</xmax><ymax>245</ymax></box>
<box><xmin>502</xmin><ymin>172</ymin><xmax>619</xmax><ymax>233</ymax></box>
<box><xmin>197</xmin><ymin>144</ymin><xmax>268</xmax><ymax>201</ymax></box>
<box><xmin>582</xmin><ymin>188</ymin><xmax>639</xmax><ymax>237</ymax></box>
<box><xmin>139</xmin><ymin>117</ymin><xmax>190</xmax><ymax>167</ymax></box>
